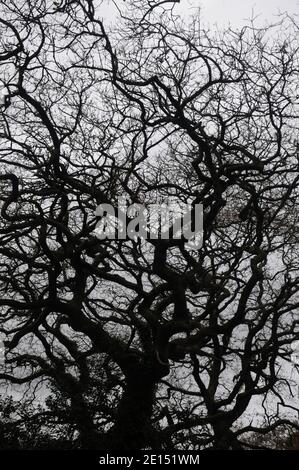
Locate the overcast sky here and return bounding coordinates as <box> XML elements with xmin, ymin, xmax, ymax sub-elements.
<box><xmin>103</xmin><ymin>1</ymin><xmax>298</xmax><ymax>30</ymax></box>
<box><xmin>174</xmin><ymin>0</ymin><xmax>299</xmax><ymax>27</ymax></box>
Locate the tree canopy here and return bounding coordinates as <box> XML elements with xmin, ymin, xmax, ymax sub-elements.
<box><xmin>0</xmin><ymin>0</ymin><xmax>299</xmax><ymax>450</ymax></box>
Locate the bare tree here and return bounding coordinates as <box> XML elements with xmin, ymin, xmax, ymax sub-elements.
<box><xmin>0</xmin><ymin>0</ymin><xmax>299</xmax><ymax>450</ymax></box>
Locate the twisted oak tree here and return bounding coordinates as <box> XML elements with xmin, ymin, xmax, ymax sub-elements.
<box><xmin>0</xmin><ymin>0</ymin><xmax>299</xmax><ymax>450</ymax></box>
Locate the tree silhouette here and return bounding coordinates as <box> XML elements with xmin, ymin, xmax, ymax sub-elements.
<box><xmin>0</xmin><ymin>0</ymin><xmax>299</xmax><ymax>450</ymax></box>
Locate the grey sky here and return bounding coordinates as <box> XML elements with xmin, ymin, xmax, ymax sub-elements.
<box><xmin>102</xmin><ymin>1</ymin><xmax>299</xmax><ymax>30</ymax></box>
<box><xmin>175</xmin><ymin>0</ymin><xmax>299</xmax><ymax>27</ymax></box>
